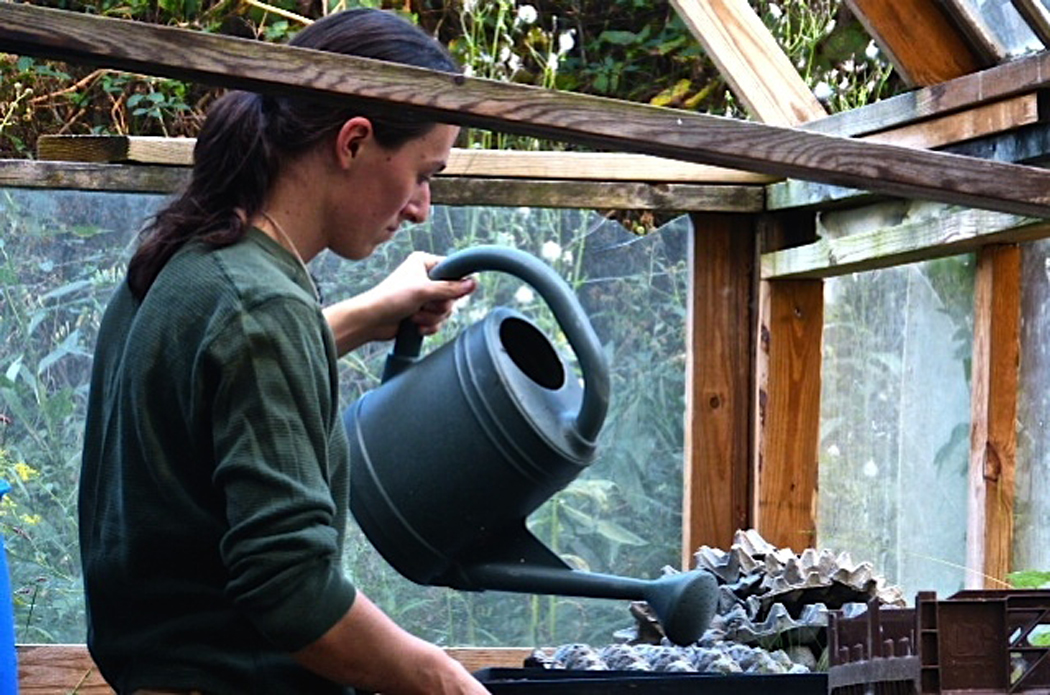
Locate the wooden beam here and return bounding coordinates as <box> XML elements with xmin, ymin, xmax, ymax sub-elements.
<box><xmin>0</xmin><ymin>159</ymin><xmax>762</xmax><ymax>211</ymax></box>
<box><xmin>965</xmin><ymin>244</ymin><xmax>1021</xmax><ymax>589</ymax></box>
<box><xmin>761</xmin><ymin>201</ymin><xmax>1050</xmax><ymax>279</ymax></box>
<box><xmin>35</xmin><ymin>135</ymin><xmax>774</xmax><ymax>184</ymax></box>
<box><xmin>15</xmin><ymin>644</ymin><xmax>534</xmax><ymax>693</ymax></box>
<box><xmin>805</xmin><ymin>48</ymin><xmax>1050</xmax><ymax>138</ymax></box>
<box><xmin>429</xmin><ymin>177</ymin><xmax>764</xmax><ymax>211</ymax></box>
<box><xmin>845</xmin><ymin>0</ymin><xmax>989</xmax><ymax>86</ymax></box>
<box><xmin>40</xmin><ymin>89</ymin><xmax>1044</xmax><ymax>178</ymax></box>
<box><xmin>669</xmin><ymin>0</ymin><xmax>826</xmax><ymax>125</ymax></box>
<box><xmin>4</xmin><ymin>5</ymin><xmax>1050</xmax><ymax>218</ymax></box>
<box><xmin>769</xmin><ymin>107</ymin><xmax>1050</xmax><ymax>212</ymax></box>
<box><xmin>683</xmin><ymin>213</ymin><xmax>756</xmax><ymax>564</ymax></box>
<box><xmin>863</xmin><ymin>93</ymin><xmax>1046</xmax><ymax>150</ymax></box>
<box><xmin>754</xmin><ymin>274</ymin><xmax>823</xmax><ymax>552</ymax></box>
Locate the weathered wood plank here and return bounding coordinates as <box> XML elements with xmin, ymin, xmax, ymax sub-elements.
<box><xmin>36</xmin><ymin>135</ymin><xmax>775</xmax><ymax>184</ymax></box>
<box><xmin>769</xmin><ymin>109</ymin><xmax>1050</xmax><ymax>212</ymax></box>
<box><xmin>17</xmin><ymin>644</ymin><xmax>110</xmax><ymax>695</ymax></box>
<box><xmin>0</xmin><ymin>158</ymin><xmax>189</xmax><ymax>193</ymax></box>
<box><xmin>802</xmin><ymin>33</ymin><xmax>1050</xmax><ymax>139</ymax></box>
<box><xmin>844</xmin><ymin>0</ymin><xmax>987</xmax><ymax>86</ymax></box>
<box><xmin>761</xmin><ymin>200</ymin><xmax>1050</xmax><ymax>279</ymax></box>
<box><xmin>754</xmin><ymin>277</ymin><xmax>823</xmax><ymax>552</ymax></box>
<box><xmin>15</xmin><ymin>644</ymin><xmax>534</xmax><ymax>693</ymax></box>
<box><xmin>429</xmin><ymin>177</ymin><xmax>764</xmax><ymax>211</ymax></box>
<box><xmin>0</xmin><ymin>159</ymin><xmax>761</xmax><ymax>210</ymax></box>
<box><xmin>40</xmin><ymin>89</ymin><xmax>1044</xmax><ymax>180</ymax></box>
<box><xmin>965</xmin><ymin>244</ymin><xmax>1021</xmax><ymax>589</ymax></box>
<box><xmin>683</xmin><ymin>213</ymin><xmax>756</xmax><ymax>564</ymax></box>
<box><xmin>863</xmin><ymin>93</ymin><xmax>1045</xmax><ymax>149</ymax></box>
<box><xmin>670</xmin><ymin>0</ymin><xmax>826</xmax><ymax>125</ymax></box>
<box><xmin>4</xmin><ymin>4</ymin><xmax>1050</xmax><ymax>218</ymax></box>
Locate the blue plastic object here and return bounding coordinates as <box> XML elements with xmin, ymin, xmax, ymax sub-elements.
<box><xmin>0</xmin><ymin>480</ymin><xmax>17</xmax><ymax>694</ymax></box>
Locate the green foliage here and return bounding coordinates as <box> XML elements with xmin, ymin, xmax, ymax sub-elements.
<box><xmin>0</xmin><ymin>190</ymin><xmax>136</xmax><ymax>642</ymax></box>
<box><xmin>1007</xmin><ymin>569</ymin><xmax>1050</xmax><ymax>589</ymax></box>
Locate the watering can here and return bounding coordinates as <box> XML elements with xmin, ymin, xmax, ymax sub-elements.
<box><xmin>343</xmin><ymin>245</ymin><xmax>717</xmax><ymax>646</ymax></box>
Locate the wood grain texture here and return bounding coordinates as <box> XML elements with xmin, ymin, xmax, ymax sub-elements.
<box><xmin>16</xmin><ymin>644</ymin><xmax>536</xmax><ymax>693</ymax></box>
<box><xmin>4</xmin><ymin>4</ymin><xmax>1050</xmax><ymax>217</ymax></box>
<box><xmin>965</xmin><ymin>245</ymin><xmax>1021</xmax><ymax>589</ymax></box>
<box><xmin>761</xmin><ymin>201</ymin><xmax>1050</xmax><ymax>279</ymax></box>
<box><xmin>0</xmin><ymin>158</ymin><xmax>190</xmax><ymax>193</ymax></box>
<box><xmin>754</xmin><ymin>278</ymin><xmax>823</xmax><ymax>552</ymax></box>
<box><xmin>670</xmin><ymin>0</ymin><xmax>826</xmax><ymax>125</ymax></box>
<box><xmin>430</xmin><ymin>177</ymin><xmax>764</xmax><ymax>211</ymax></box>
<box><xmin>1</xmin><ymin>159</ymin><xmax>761</xmax><ymax>210</ymax></box>
<box><xmin>845</xmin><ymin>0</ymin><xmax>987</xmax><ymax>86</ymax></box>
<box><xmin>36</xmin><ymin>135</ymin><xmax>775</xmax><ymax>183</ymax></box>
<box><xmin>683</xmin><ymin>213</ymin><xmax>757</xmax><ymax>564</ymax></box>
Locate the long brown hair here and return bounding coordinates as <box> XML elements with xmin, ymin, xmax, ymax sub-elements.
<box><xmin>127</xmin><ymin>9</ymin><xmax>460</xmax><ymax>299</ymax></box>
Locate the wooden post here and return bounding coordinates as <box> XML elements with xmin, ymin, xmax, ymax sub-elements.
<box><xmin>966</xmin><ymin>244</ymin><xmax>1022</xmax><ymax>588</ymax></box>
<box><xmin>754</xmin><ymin>275</ymin><xmax>824</xmax><ymax>552</ymax></box>
<box><xmin>683</xmin><ymin>213</ymin><xmax>757</xmax><ymax>566</ymax></box>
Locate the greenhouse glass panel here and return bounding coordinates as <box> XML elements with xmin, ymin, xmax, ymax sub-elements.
<box><xmin>962</xmin><ymin>0</ymin><xmax>1044</xmax><ymax>56</ymax></box>
<box><xmin>819</xmin><ymin>255</ymin><xmax>975</xmax><ymax>600</ymax></box>
<box><xmin>0</xmin><ymin>186</ymin><xmax>689</xmax><ymax>646</ymax></box>
<box><xmin>1016</xmin><ymin>238</ymin><xmax>1050</xmax><ymax>578</ymax></box>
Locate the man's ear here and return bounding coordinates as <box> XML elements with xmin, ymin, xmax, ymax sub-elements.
<box><xmin>335</xmin><ymin>116</ymin><xmax>374</xmax><ymax>169</ymax></box>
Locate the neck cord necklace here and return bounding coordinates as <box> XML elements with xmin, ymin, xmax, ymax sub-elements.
<box><xmin>261</xmin><ymin>211</ymin><xmax>319</xmax><ymax>302</ymax></box>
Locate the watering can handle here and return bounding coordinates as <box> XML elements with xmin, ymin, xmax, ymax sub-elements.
<box><xmin>382</xmin><ymin>245</ymin><xmax>610</xmax><ymax>443</ymax></box>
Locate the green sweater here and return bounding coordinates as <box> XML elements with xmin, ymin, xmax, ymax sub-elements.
<box><xmin>79</xmin><ymin>229</ymin><xmax>356</xmax><ymax>694</ymax></box>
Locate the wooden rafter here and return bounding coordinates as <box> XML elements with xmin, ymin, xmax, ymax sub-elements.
<box><xmin>669</xmin><ymin>0</ymin><xmax>826</xmax><ymax>125</ymax></box>
<box><xmin>846</xmin><ymin>0</ymin><xmax>991</xmax><ymax>86</ymax></box>
<box><xmin>4</xmin><ymin>4</ymin><xmax>1050</xmax><ymax>218</ymax></box>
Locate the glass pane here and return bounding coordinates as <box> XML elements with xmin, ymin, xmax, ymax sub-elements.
<box><xmin>1016</xmin><ymin>239</ymin><xmax>1050</xmax><ymax>575</ymax></box>
<box><xmin>819</xmin><ymin>256</ymin><xmax>975</xmax><ymax>599</ymax></box>
<box><xmin>967</xmin><ymin>0</ymin><xmax>1044</xmax><ymax>57</ymax></box>
<box><xmin>0</xmin><ymin>187</ymin><xmax>689</xmax><ymax>646</ymax></box>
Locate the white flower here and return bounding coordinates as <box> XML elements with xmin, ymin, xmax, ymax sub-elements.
<box><xmin>546</xmin><ymin>52</ymin><xmax>559</xmax><ymax>72</ymax></box>
<box><xmin>540</xmin><ymin>240</ymin><xmax>562</xmax><ymax>262</ymax></box>
<box><xmin>863</xmin><ymin>460</ymin><xmax>879</xmax><ymax>478</ymax></box>
<box><xmin>462</xmin><ymin>64</ymin><xmax>475</xmax><ymax>77</ymax></box>
<box><xmin>499</xmin><ymin>46</ymin><xmax>512</xmax><ymax>63</ymax></box>
<box><xmin>768</xmin><ymin>3</ymin><xmax>782</xmax><ymax>20</ymax></box>
<box><xmin>813</xmin><ymin>81</ymin><xmax>833</xmax><ymax>101</ymax></box>
<box><xmin>827</xmin><ymin>444</ymin><xmax>841</xmax><ymax>457</ymax></box>
<box><xmin>507</xmin><ymin>52</ymin><xmax>522</xmax><ymax>73</ymax></box>
<box><xmin>865</xmin><ymin>40</ymin><xmax>879</xmax><ymax>60</ymax></box>
<box><xmin>516</xmin><ymin>4</ymin><xmax>537</xmax><ymax>25</ymax></box>
<box><xmin>463</xmin><ymin>0</ymin><xmax>478</xmax><ymax>12</ymax></box>
<box><xmin>557</xmin><ymin>29</ymin><xmax>575</xmax><ymax>55</ymax></box>
<box><xmin>515</xmin><ymin>286</ymin><xmax>535</xmax><ymax>304</ymax></box>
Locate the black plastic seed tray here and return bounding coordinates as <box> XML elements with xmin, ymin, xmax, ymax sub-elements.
<box><xmin>473</xmin><ymin>667</ymin><xmax>828</xmax><ymax>694</ymax></box>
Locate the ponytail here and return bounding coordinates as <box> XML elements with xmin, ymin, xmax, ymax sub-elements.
<box><xmin>126</xmin><ymin>8</ymin><xmax>460</xmax><ymax>299</ymax></box>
